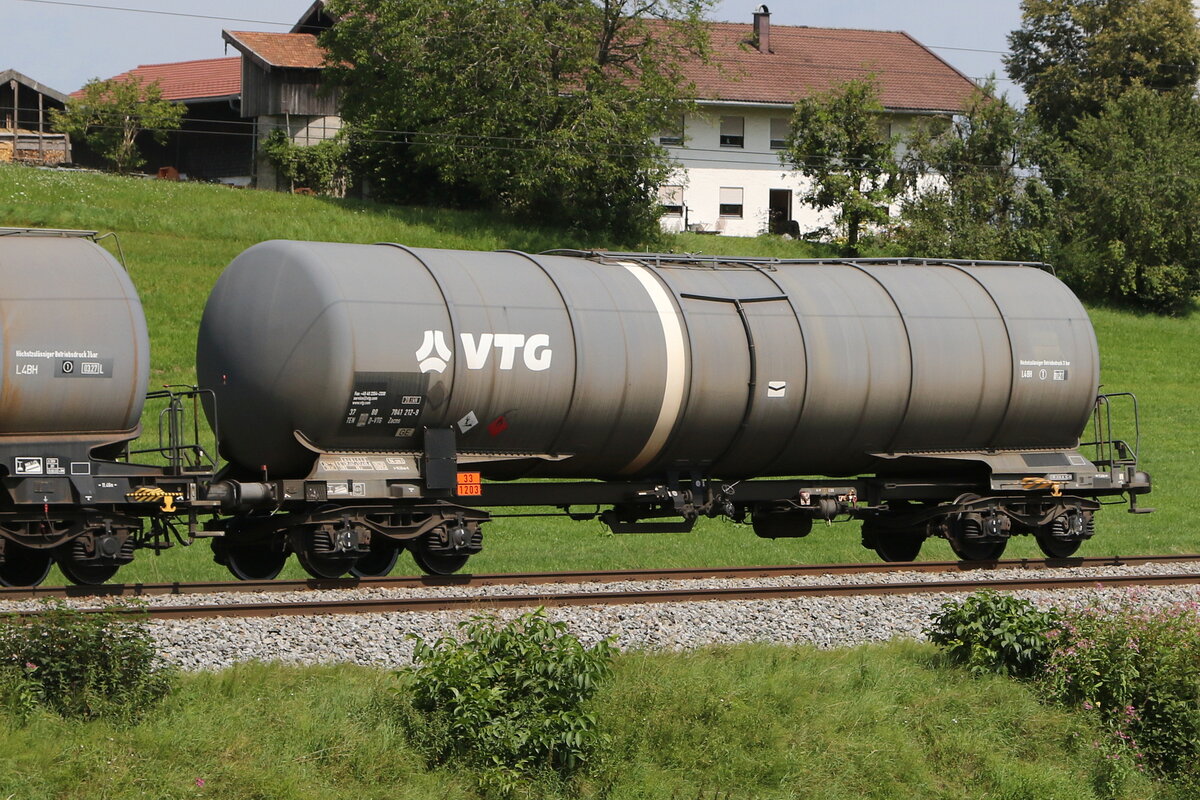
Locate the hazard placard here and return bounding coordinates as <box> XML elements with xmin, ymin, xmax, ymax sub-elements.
<box><xmin>456</xmin><ymin>471</ymin><xmax>482</xmax><ymax>496</ymax></box>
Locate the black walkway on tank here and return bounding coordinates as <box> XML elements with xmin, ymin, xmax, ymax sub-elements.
<box><xmin>540</xmin><ymin>250</ymin><xmax>1057</xmax><ymax>275</ymax></box>
<box><xmin>0</xmin><ymin>227</ymin><xmax>99</xmax><ymax>237</ymax></box>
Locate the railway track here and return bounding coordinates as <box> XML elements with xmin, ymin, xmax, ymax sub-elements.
<box><xmin>9</xmin><ymin>554</ymin><xmax>1200</xmax><ymax>620</ymax></box>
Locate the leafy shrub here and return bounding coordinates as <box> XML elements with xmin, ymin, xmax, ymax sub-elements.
<box><xmin>926</xmin><ymin>590</ymin><xmax>1060</xmax><ymax>679</ymax></box>
<box><xmin>0</xmin><ymin>602</ymin><xmax>174</xmax><ymax>722</ymax></box>
<box><xmin>929</xmin><ymin>591</ymin><xmax>1200</xmax><ymax>784</ymax></box>
<box><xmin>1042</xmin><ymin>599</ymin><xmax>1200</xmax><ymax>778</ymax></box>
<box><xmin>400</xmin><ymin>610</ymin><xmax>615</xmax><ymax>794</ymax></box>
<box><xmin>260</xmin><ymin>128</ymin><xmax>351</xmax><ymax>196</ymax></box>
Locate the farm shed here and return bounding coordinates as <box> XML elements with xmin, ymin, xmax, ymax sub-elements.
<box><xmin>0</xmin><ymin>69</ymin><xmax>70</xmax><ymax>165</ymax></box>
<box><xmin>71</xmin><ymin>58</ymin><xmax>253</xmax><ymax>183</ymax></box>
<box><xmin>221</xmin><ymin>30</ymin><xmax>340</xmax><ymax>191</ymax></box>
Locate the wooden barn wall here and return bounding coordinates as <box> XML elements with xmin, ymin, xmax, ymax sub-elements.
<box><xmin>240</xmin><ymin>62</ymin><xmax>337</xmax><ymax>117</ymax></box>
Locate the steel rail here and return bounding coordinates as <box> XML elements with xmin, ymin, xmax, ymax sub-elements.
<box><xmin>8</xmin><ymin>554</ymin><xmax>1200</xmax><ymax>601</ymax></box>
<box><xmin>121</xmin><ymin>570</ymin><xmax>1200</xmax><ymax>620</ymax></box>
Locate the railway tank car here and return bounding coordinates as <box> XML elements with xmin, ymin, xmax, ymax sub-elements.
<box><xmin>0</xmin><ymin>229</ymin><xmax>214</xmax><ymax>587</ymax></box>
<box><xmin>195</xmin><ymin>240</ymin><xmax>1152</xmax><ymax>580</ymax></box>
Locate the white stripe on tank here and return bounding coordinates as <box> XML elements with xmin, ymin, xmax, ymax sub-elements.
<box><xmin>619</xmin><ymin>262</ymin><xmax>687</xmax><ymax>475</ymax></box>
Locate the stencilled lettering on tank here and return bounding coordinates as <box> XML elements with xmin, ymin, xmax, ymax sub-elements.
<box><xmin>339</xmin><ymin>372</ymin><xmax>428</xmax><ymax>440</ymax></box>
<box><xmin>13</xmin><ymin>349</ymin><xmax>112</xmax><ymax>378</ymax></box>
<box><xmin>415</xmin><ymin>331</ymin><xmax>553</xmax><ymax>373</ymax></box>
<box><xmin>1018</xmin><ymin>358</ymin><xmax>1071</xmax><ymax>381</ymax></box>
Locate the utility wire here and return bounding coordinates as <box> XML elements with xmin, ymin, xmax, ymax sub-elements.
<box><xmin>11</xmin><ymin>0</ymin><xmax>1017</xmax><ymax>58</ymax></box>
<box><xmin>10</xmin><ymin>0</ymin><xmax>292</xmax><ymax>27</ymax></box>
<box><xmin>22</xmin><ymin>115</ymin><xmax>1192</xmax><ymax>184</ymax></box>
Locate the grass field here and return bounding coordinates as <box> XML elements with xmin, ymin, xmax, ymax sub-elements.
<box><xmin>0</xmin><ymin>643</ymin><xmax>1161</xmax><ymax>799</ymax></box>
<box><xmin>0</xmin><ymin>164</ymin><xmax>1192</xmax><ymax>583</ymax></box>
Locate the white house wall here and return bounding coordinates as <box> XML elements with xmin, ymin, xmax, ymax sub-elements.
<box><xmin>660</xmin><ymin>106</ymin><xmax>927</xmax><ymax>238</ymax></box>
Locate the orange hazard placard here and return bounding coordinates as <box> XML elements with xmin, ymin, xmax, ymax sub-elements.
<box><xmin>456</xmin><ymin>472</ymin><xmax>482</xmax><ymax>496</ymax></box>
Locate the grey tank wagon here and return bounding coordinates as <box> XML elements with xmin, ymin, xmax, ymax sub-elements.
<box><xmin>192</xmin><ymin>240</ymin><xmax>1151</xmax><ymax>580</ymax></box>
<box><xmin>0</xmin><ymin>231</ymin><xmax>1155</xmax><ymax>584</ymax></box>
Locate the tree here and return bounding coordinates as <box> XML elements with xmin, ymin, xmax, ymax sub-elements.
<box><xmin>50</xmin><ymin>76</ymin><xmax>184</xmax><ymax>173</ymax></box>
<box><xmin>1055</xmin><ymin>87</ymin><xmax>1200</xmax><ymax>314</ymax></box>
<box><xmin>1006</xmin><ymin>0</ymin><xmax>1200</xmax><ymax>136</ymax></box>
<box><xmin>779</xmin><ymin>78</ymin><xmax>902</xmax><ymax>256</ymax></box>
<box><xmin>321</xmin><ymin>0</ymin><xmax>711</xmax><ymax>242</ymax></box>
<box><xmin>897</xmin><ymin>84</ymin><xmax>1056</xmax><ymax>261</ymax></box>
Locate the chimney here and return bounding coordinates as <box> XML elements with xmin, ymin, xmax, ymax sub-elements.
<box><xmin>753</xmin><ymin>4</ymin><xmax>771</xmax><ymax>54</ymax></box>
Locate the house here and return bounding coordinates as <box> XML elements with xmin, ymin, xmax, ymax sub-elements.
<box><xmin>69</xmin><ymin>58</ymin><xmax>251</xmax><ymax>183</ymax></box>
<box><xmin>70</xmin><ymin>3</ymin><xmax>976</xmax><ymax>236</ymax></box>
<box><xmin>0</xmin><ymin>69</ymin><xmax>71</xmax><ymax>165</ymax></box>
<box><xmin>657</xmin><ymin>6</ymin><xmax>978</xmax><ymax>236</ymax></box>
<box><xmin>264</xmin><ymin>2</ymin><xmax>977</xmax><ymax>235</ymax></box>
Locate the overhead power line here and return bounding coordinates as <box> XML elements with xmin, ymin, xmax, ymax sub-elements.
<box><xmin>11</xmin><ymin>0</ymin><xmax>292</xmax><ymax>27</ymax></box>
<box><xmin>13</xmin><ymin>0</ymin><xmax>1017</xmax><ymax>59</ymax></box>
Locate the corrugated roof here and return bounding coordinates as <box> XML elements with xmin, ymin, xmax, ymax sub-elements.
<box><xmin>684</xmin><ymin>22</ymin><xmax>977</xmax><ymax>112</ymax></box>
<box><xmin>222</xmin><ymin>31</ymin><xmax>327</xmax><ymax>70</ymax></box>
<box><xmin>70</xmin><ymin>57</ymin><xmax>241</xmax><ymax>103</ymax></box>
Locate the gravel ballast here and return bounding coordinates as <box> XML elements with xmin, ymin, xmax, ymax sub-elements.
<box><xmin>39</xmin><ymin>561</ymin><xmax>1191</xmax><ymax>672</ymax></box>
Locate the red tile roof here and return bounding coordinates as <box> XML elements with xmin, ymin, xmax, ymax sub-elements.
<box><xmin>222</xmin><ymin>31</ymin><xmax>327</xmax><ymax>70</ymax></box>
<box><xmin>71</xmin><ymin>57</ymin><xmax>241</xmax><ymax>102</ymax></box>
<box><xmin>71</xmin><ymin>18</ymin><xmax>974</xmax><ymax>114</ymax></box>
<box><xmin>686</xmin><ymin>22</ymin><xmax>977</xmax><ymax>112</ymax></box>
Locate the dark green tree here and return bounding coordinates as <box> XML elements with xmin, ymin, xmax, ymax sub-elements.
<box><xmin>780</xmin><ymin>77</ymin><xmax>902</xmax><ymax>256</ymax></box>
<box><xmin>50</xmin><ymin>76</ymin><xmax>184</xmax><ymax>173</ymax></box>
<box><xmin>897</xmin><ymin>84</ymin><xmax>1056</xmax><ymax>261</ymax></box>
<box><xmin>1006</xmin><ymin>0</ymin><xmax>1200</xmax><ymax>136</ymax></box>
<box><xmin>321</xmin><ymin>0</ymin><xmax>711</xmax><ymax>242</ymax></box>
<box><xmin>1056</xmin><ymin>87</ymin><xmax>1200</xmax><ymax>314</ymax></box>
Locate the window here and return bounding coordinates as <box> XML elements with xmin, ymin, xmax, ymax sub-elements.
<box><xmin>658</xmin><ymin>115</ymin><xmax>685</xmax><ymax>147</ymax></box>
<box><xmin>770</xmin><ymin>117</ymin><xmax>789</xmax><ymax>150</ymax></box>
<box><xmin>659</xmin><ymin>185</ymin><xmax>684</xmax><ymax>216</ymax></box>
<box><xmin>719</xmin><ymin>116</ymin><xmax>744</xmax><ymax>148</ymax></box>
<box><xmin>719</xmin><ymin>186</ymin><xmax>743</xmax><ymax>218</ymax></box>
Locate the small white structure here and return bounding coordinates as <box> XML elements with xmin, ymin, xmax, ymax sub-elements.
<box><xmin>659</xmin><ymin>7</ymin><xmax>977</xmax><ymax>237</ymax></box>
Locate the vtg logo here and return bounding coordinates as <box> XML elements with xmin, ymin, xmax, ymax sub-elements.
<box><xmin>416</xmin><ymin>330</ymin><xmax>553</xmax><ymax>374</ymax></box>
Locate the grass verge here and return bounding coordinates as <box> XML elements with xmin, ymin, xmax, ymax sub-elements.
<box><xmin>0</xmin><ymin>643</ymin><xmax>1160</xmax><ymax>799</ymax></box>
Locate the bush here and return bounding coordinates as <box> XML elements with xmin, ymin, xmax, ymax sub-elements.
<box><xmin>926</xmin><ymin>590</ymin><xmax>1060</xmax><ymax>679</ymax></box>
<box><xmin>400</xmin><ymin>610</ymin><xmax>615</xmax><ymax>795</ymax></box>
<box><xmin>928</xmin><ymin>591</ymin><xmax>1200</xmax><ymax>784</ymax></box>
<box><xmin>1042</xmin><ymin>599</ymin><xmax>1200</xmax><ymax>778</ymax></box>
<box><xmin>0</xmin><ymin>602</ymin><xmax>174</xmax><ymax>722</ymax></box>
<box><xmin>260</xmin><ymin>128</ymin><xmax>351</xmax><ymax>196</ymax></box>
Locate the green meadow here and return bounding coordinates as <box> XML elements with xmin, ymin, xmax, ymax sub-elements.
<box><xmin>0</xmin><ymin>164</ymin><xmax>1191</xmax><ymax>582</ymax></box>
<box><xmin>0</xmin><ymin>644</ymin><xmax>1161</xmax><ymax>800</ymax></box>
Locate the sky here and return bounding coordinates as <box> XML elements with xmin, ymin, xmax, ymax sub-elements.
<box><xmin>0</xmin><ymin>0</ymin><xmax>1025</xmax><ymax>100</ymax></box>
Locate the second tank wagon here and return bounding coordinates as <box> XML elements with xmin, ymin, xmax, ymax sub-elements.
<box><xmin>198</xmin><ymin>241</ymin><xmax>1100</xmax><ymax>481</ymax></box>
<box><xmin>194</xmin><ymin>243</ymin><xmax>1148</xmax><ymax>577</ymax></box>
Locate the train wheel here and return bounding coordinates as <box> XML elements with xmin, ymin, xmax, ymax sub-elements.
<box><xmin>222</xmin><ymin>544</ymin><xmax>288</xmax><ymax>581</ymax></box>
<box><xmin>1034</xmin><ymin>513</ymin><xmax>1090</xmax><ymax>559</ymax></box>
<box><xmin>411</xmin><ymin>547</ymin><xmax>470</xmax><ymax>576</ymax></box>
<box><xmin>58</xmin><ymin>560</ymin><xmax>119</xmax><ymax>586</ymax></box>
<box><xmin>1035</xmin><ymin>535</ymin><xmax>1081</xmax><ymax>559</ymax></box>
<box><xmin>948</xmin><ymin>536</ymin><xmax>1007</xmax><ymax>562</ymax></box>
<box><xmin>296</xmin><ymin>549</ymin><xmax>354</xmax><ymax>580</ymax></box>
<box><xmin>294</xmin><ymin>525</ymin><xmax>368</xmax><ymax>580</ymax></box>
<box><xmin>873</xmin><ymin>533</ymin><xmax>925</xmax><ymax>563</ymax></box>
<box><xmin>0</xmin><ymin>546</ymin><xmax>53</xmax><ymax>587</ymax></box>
<box><xmin>946</xmin><ymin>496</ymin><xmax>1008</xmax><ymax>562</ymax></box>
<box><xmin>350</xmin><ymin>537</ymin><xmax>401</xmax><ymax>578</ymax></box>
